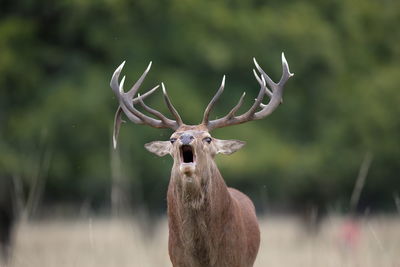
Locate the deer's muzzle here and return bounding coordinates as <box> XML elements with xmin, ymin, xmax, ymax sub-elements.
<box><xmin>179</xmin><ymin>144</ymin><xmax>196</xmax><ymax>176</ymax></box>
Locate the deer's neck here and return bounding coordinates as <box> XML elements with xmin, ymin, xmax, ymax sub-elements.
<box><xmin>167</xmin><ymin>161</ymin><xmax>234</xmax><ymax>265</ymax></box>
<box><xmin>169</xmin><ymin>160</ymin><xmax>232</xmax><ymax>214</ymax></box>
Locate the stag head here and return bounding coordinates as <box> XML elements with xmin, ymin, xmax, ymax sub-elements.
<box><xmin>146</xmin><ymin>124</ymin><xmax>245</xmax><ymax>175</ymax></box>
<box><xmin>110</xmin><ymin>54</ymin><xmax>293</xmax><ymax>203</ymax></box>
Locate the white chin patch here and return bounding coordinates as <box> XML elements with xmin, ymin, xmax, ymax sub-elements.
<box><xmin>180</xmin><ymin>162</ymin><xmax>196</xmax><ymax>176</ymax></box>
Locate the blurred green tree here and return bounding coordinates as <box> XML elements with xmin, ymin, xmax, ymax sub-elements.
<box><xmin>0</xmin><ymin>0</ymin><xmax>399</xmax><ymax>215</ymax></box>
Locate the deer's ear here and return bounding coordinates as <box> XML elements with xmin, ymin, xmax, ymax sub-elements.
<box><xmin>214</xmin><ymin>139</ymin><xmax>246</xmax><ymax>155</ymax></box>
<box><xmin>145</xmin><ymin>141</ymin><xmax>171</xmax><ymax>157</ymax></box>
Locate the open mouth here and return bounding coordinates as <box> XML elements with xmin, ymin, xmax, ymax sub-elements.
<box><xmin>180</xmin><ymin>145</ymin><xmax>195</xmax><ymax>163</ymax></box>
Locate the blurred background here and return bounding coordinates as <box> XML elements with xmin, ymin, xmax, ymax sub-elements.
<box><xmin>0</xmin><ymin>0</ymin><xmax>399</xmax><ymax>266</ymax></box>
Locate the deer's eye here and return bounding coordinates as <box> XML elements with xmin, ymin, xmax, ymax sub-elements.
<box><xmin>203</xmin><ymin>137</ymin><xmax>212</xmax><ymax>144</ymax></box>
<box><xmin>170</xmin><ymin>138</ymin><xmax>177</xmax><ymax>144</ymax></box>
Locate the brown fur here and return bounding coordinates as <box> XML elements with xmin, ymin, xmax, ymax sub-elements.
<box><xmin>165</xmin><ymin>129</ymin><xmax>260</xmax><ymax>267</ymax></box>
<box><xmin>144</xmin><ymin>125</ymin><xmax>260</xmax><ymax>266</ymax></box>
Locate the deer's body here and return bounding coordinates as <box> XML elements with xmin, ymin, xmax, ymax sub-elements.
<box><xmin>167</xmin><ymin>155</ymin><xmax>259</xmax><ymax>267</ymax></box>
<box><xmin>110</xmin><ymin>53</ymin><xmax>293</xmax><ymax>267</ymax></box>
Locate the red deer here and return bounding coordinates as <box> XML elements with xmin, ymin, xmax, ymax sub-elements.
<box><xmin>110</xmin><ymin>53</ymin><xmax>293</xmax><ymax>267</ymax></box>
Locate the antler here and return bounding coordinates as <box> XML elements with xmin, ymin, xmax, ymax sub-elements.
<box><xmin>111</xmin><ymin>61</ymin><xmax>183</xmax><ymax>148</ymax></box>
<box><xmin>202</xmin><ymin>53</ymin><xmax>294</xmax><ymax>131</ymax></box>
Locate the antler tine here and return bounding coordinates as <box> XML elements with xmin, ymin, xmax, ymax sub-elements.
<box><xmin>206</xmin><ymin>53</ymin><xmax>293</xmax><ymax>131</ymax></box>
<box><xmin>253</xmin><ymin>69</ymin><xmax>272</xmax><ymax>98</ymax></box>
<box><xmin>253</xmin><ymin>58</ymin><xmax>275</xmax><ymax>91</ymax></box>
<box><xmin>125</xmin><ymin>61</ymin><xmax>153</xmax><ymax>99</ymax></box>
<box><xmin>122</xmin><ymin>89</ymin><xmax>179</xmax><ymax>129</ymax></box>
<box><xmin>202</xmin><ymin>75</ymin><xmax>225</xmax><ymax>124</ymax></box>
<box><xmin>133</xmin><ymin>85</ymin><xmax>159</xmax><ymax>104</ymax></box>
<box><xmin>226</xmin><ymin>92</ymin><xmax>246</xmax><ymax>119</ymax></box>
<box><xmin>136</xmin><ymin>93</ymin><xmax>177</xmax><ymax>126</ymax></box>
<box><xmin>111</xmin><ymin>61</ymin><xmax>126</xmax><ymax>98</ymax></box>
<box><xmin>113</xmin><ymin>107</ymin><xmax>124</xmax><ymax>149</ymax></box>
<box><xmin>161</xmin><ymin>83</ymin><xmax>183</xmax><ymax>126</ymax></box>
<box><xmin>279</xmin><ymin>52</ymin><xmax>294</xmax><ymax>86</ymax></box>
<box><xmin>241</xmin><ymin>74</ymin><xmax>267</xmax><ymax>118</ymax></box>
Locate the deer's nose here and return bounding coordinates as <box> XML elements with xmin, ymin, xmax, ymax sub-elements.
<box><xmin>180</xmin><ymin>134</ymin><xmax>194</xmax><ymax>145</ymax></box>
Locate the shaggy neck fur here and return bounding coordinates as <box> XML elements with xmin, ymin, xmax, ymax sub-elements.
<box><xmin>167</xmin><ymin>159</ymin><xmax>234</xmax><ymax>267</ymax></box>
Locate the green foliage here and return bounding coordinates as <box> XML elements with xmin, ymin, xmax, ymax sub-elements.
<box><xmin>1</xmin><ymin>0</ymin><xmax>399</xmax><ymax>213</ymax></box>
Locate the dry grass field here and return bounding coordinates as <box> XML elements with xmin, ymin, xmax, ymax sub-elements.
<box><xmin>5</xmin><ymin>216</ymin><xmax>400</xmax><ymax>267</ymax></box>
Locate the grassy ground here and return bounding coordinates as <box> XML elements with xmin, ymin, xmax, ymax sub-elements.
<box><xmin>5</xmin><ymin>216</ymin><xmax>400</xmax><ymax>267</ymax></box>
